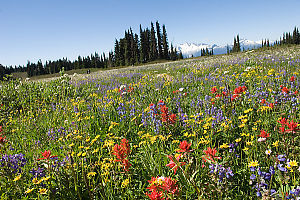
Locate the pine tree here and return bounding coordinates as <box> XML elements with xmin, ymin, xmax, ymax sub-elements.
<box><xmin>236</xmin><ymin>34</ymin><xmax>241</xmax><ymax>52</ymax></box>
<box><xmin>156</xmin><ymin>21</ymin><xmax>163</xmax><ymax>59</ymax></box>
<box><xmin>178</xmin><ymin>51</ymin><xmax>183</xmax><ymax>59</ymax></box>
<box><xmin>114</xmin><ymin>40</ymin><xmax>120</xmax><ymax>66</ymax></box>
<box><xmin>150</xmin><ymin>22</ymin><xmax>158</xmax><ymax>61</ymax></box>
<box><xmin>233</xmin><ymin>37</ymin><xmax>237</xmax><ymax>52</ymax></box>
<box><xmin>139</xmin><ymin>25</ymin><xmax>146</xmax><ymax>63</ymax></box>
<box><xmin>134</xmin><ymin>34</ymin><xmax>140</xmax><ymax>64</ymax></box>
<box><xmin>119</xmin><ymin>38</ymin><xmax>126</xmax><ymax>66</ymax></box>
<box><xmin>145</xmin><ymin>28</ymin><xmax>151</xmax><ymax>61</ymax></box>
<box><xmin>162</xmin><ymin>24</ymin><xmax>169</xmax><ymax>59</ymax></box>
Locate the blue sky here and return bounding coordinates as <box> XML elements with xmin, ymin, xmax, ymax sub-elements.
<box><xmin>1</xmin><ymin>0</ymin><xmax>300</xmax><ymax>66</ymax></box>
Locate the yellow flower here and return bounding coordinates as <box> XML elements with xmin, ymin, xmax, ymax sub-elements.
<box><xmin>239</xmin><ymin>123</ymin><xmax>246</xmax><ymax>128</ymax></box>
<box><xmin>13</xmin><ymin>174</ymin><xmax>21</xmax><ymax>182</ymax></box>
<box><xmin>25</xmin><ymin>188</ymin><xmax>35</xmax><ymax>194</ymax></box>
<box><xmin>87</xmin><ymin>171</ymin><xmax>97</xmax><ymax>178</ymax></box>
<box><xmin>243</xmin><ymin>147</ymin><xmax>249</xmax><ymax>151</ymax></box>
<box><xmin>121</xmin><ymin>178</ymin><xmax>130</xmax><ymax>188</ymax></box>
<box><xmin>77</xmin><ymin>152</ymin><xmax>82</xmax><ymax>157</ymax></box>
<box><xmin>235</xmin><ymin>138</ymin><xmax>242</xmax><ymax>143</ymax></box>
<box><xmin>69</xmin><ymin>143</ymin><xmax>75</xmax><ymax>148</ymax></box>
<box><xmin>248</xmin><ymin>161</ymin><xmax>259</xmax><ymax>168</ymax></box>
<box><xmin>82</xmin><ymin>152</ymin><xmax>87</xmax><ymax>157</ymax></box>
<box><xmin>252</xmin><ymin>127</ymin><xmax>258</xmax><ymax>131</ymax></box>
<box><xmin>289</xmin><ymin>160</ymin><xmax>298</xmax><ymax>167</ymax></box>
<box><xmin>32</xmin><ymin>178</ymin><xmax>39</xmax><ymax>184</ymax></box>
<box><xmin>92</xmin><ymin>148</ymin><xmax>99</xmax><ymax>154</ymax></box>
<box><xmin>43</xmin><ymin>176</ymin><xmax>51</xmax><ymax>181</ymax></box>
<box><xmin>272</xmin><ymin>140</ymin><xmax>279</xmax><ymax>147</ymax></box>
<box><xmin>172</xmin><ymin>140</ymin><xmax>180</xmax><ymax>144</ymax></box>
<box><xmin>39</xmin><ymin>188</ymin><xmax>48</xmax><ymax>195</ymax></box>
<box><xmin>246</xmin><ymin>141</ymin><xmax>253</xmax><ymax>146</ymax></box>
<box><xmin>104</xmin><ymin>140</ymin><xmax>114</xmax><ymax>147</ymax></box>
<box><xmin>220</xmin><ymin>143</ymin><xmax>229</xmax><ymax>149</ymax></box>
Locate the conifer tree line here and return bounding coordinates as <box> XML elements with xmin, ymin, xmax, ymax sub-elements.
<box><xmin>114</xmin><ymin>21</ymin><xmax>181</xmax><ymax>67</ymax></box>
<box><xmin>200</xmin><ymin>48</ymin><xmax>213</xmax><ymax>56</ymax></box>
<box><xmin>0</xmin><ymin>21</ymin><xmax>182</xmax><ymax>79</ymax></box>
<box><xmin>276</xmin><ymin>27</ymin><xmax>300</xmax><ymax>46</ymax></box>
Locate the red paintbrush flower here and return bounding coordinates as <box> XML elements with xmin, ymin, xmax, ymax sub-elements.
<box><xmin>286</xmin><ymin>120</ymin><xmax>299</xmax><ymax>133</ymax></box>
<box><xmin>290</xmin><ymin>76</ymin><xmax>295</xmax><ymax>82</ymax></box>
<box><xmin>0</xmin><ymin>136</ymin><xmax>6</xmax><ymax>145</ymax></box>
<box><xmin>162</xmin><ymin>177</ymin><xmax>178</xmax><ymax>195</ymax></box>
<box><xmin>37</xmin><ymin>150</ymin><xmax>57</xmax><ymax>161</ymax></box>
<box><xmin>277</xmin><ymin>117</ymin><xmax>288</xmax><ymax>126</ymax></box>
<box><xmin>211</xmin><ymin>87</ymin><xmax>217</xmax><ymax>94</ymax></box>
<box><xmin>258</xmin><ymin>130</ymin><xmax>270</xmax><ymax>138</ymax></box>
<box><xmin>112</xmin><ymin>138</ymin><xmax>131</xmax><ymax>171</ymax></box>
<box><xmin>166</xmin><ymin>154</ymin><xmax>185</xmax><ymax>174</ymax></box>
<box><xmin>177</xmin><ymin>140</ymin><xmax>192</xmax><ymax>153</ymax></box>
<box><xmin>282</xmin><ymin>87</ymin><xmax>290</xmax><ymax>94</ymax></box>
<box><xmin>146</xmin><ymin>190</ymin><xmax>165</xmax><ymax>200</ymax></box>
<box><xmin>202</xmin><ymin>147</ymin><xmax>221</xmax><ymax>163</ymax></box>
<box><xmin>168</xmin><ymin>114</ymin><xmax>177</xmax><ymax>124</ymax></box>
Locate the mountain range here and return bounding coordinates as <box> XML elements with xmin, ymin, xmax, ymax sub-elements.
<box><xmin>177</xmin><ymin>39</ymin><xmax>265</xmax><ymax>58</ymax></box>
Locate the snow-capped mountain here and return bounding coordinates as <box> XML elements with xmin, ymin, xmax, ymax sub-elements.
<box><xmin>177</xmin><ymin>39</ymin><xmax>263</xmax><ymax>58</ymax></box>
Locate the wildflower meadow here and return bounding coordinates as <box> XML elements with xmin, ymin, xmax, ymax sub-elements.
<box><xmin>0</xmin><ymin>46</ymin><xmax>300</xmax><ymax>199</ymax></box>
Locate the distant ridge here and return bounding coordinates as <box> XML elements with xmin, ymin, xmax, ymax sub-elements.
<box><xmin>177</xmin><ymin>39</ymin><xmax>264</xmax><ymax>58</ymax></box>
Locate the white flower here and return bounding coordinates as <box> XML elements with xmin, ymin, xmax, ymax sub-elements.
<box><xmin>179</xmin><ymin>88</ymin><xmax>184</xmax><ymax>92</ymax></box>
<box><xmin>224</xmin><ymin>71</ymin><xmax>229</xmax><ymax>74</ymax></box>
<box><xmin>265</xmin><ymin>149</ymin><xmax>272</xmax><ymax>155</ymax></box>
<box><xmin>258</xmin><ymin>137</ymin><xmax>266</xmax><ymax>142</ymax></box>
<box><xmin>119</xmin><ymin>85</ymin><xmax>126</xmax><ymax>90</ymax></box>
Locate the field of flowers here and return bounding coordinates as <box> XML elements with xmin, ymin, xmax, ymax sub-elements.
<box><xmin>0</xmin><ymin>46</ymin><xmax>300</xmax><ymax>199</ymax></box>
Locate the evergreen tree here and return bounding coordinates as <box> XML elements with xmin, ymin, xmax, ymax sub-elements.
<box><xmin>233</xmin><ymin>37</ymin><xmax>237</xmax><ymax>52</ymax></box>
<box><xmin>139</xmin><ymin>25</ymin><xmax>146</xmax><ymax>63</ymax></box>
<box><xmin>236</xmin><ymin>34</ymin><xmax>241</xmax><ymax>52</ymax></box>
<box><xmin>114</xmin><ymin>40</ymin><xmax>120</xmax><ymax>66</ymax></box>
<box><xmin>150</xmin><ymin>22</ymin><xmax>158</xmax><ymax>61</ymax></box>
<box><xmin>156</xmin><ymin>21</ymin><xmax>163</xmax><ymax>59</ymax></box>
<box><xmin>119</xmin><ymin>38</ymin><xmax>126</xmax><ymax>66</ymax></box>
<box><xmin>145</xmin><ymin>28</ymin><xmax>151</xmax><ymax>62</ymax></box>
<box><xmin>178</xmin><ymin>51</ymin><xmax>183</xmax><ymax>59</ymax></box>
<box><xmin>162</xmin><ymin>25</ymin><xmax>169</xmax><ymax>59</ymax></box>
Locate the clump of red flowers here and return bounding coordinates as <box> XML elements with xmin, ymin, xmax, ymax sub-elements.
<box><xmin>177</xmin><ymin>140</ymin><xmax>192</xmax><ymax>153</ymax></box>
<box><xmin>146</xmin><ymin>176</ymin><xmax>179</xmax><ymax>200</ymax></box>
<box><xmin>290</xmin><ymin>76</ymin><xmax>295</xmax><ymax>82</ymax></box>
<box><xmin>150</xmin><ymin>100</ymin><xmax>177</xmax><ymax>125</ymax></box>
<box><xmin>202</xmin><ymin>147</ymin><xmax>221</xmax><ymax>164</ymax></box>
<box><xmin>211</xmin><ymin>86</ymin><xmax>218</xmax><ymax>94</ymax></box>
<box><xmin>277</xmin><ymin>117</ymin><xmax>299</xmax><ymax>134</ymax></box>
<box><xmin>280</xmin><ymin>85</ymin><xmax>290</xmax><ymax>94</ymax></box>
<box><xmin>112</xmin><ymin>138</ymin><xmax>131</xmax><ymax>171</ymax></box>
<box><xmin>37</xmin><ymin>150</ymin><xmax>58</xmax><ymax>161</ymax></box>
<box><xmin>258</xmin><ymin>130</ymin><xmax>270</xmax><ymax>138</ymax></box>
<box><xmin>231</xmin><ymin>86</ymin><xmax>247</xmax><ymax>100</ymax></box>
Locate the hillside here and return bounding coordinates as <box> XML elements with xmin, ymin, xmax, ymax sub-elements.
<box><xmin>0</xmin><ymin>45</ymin><xmax>300</xmax><ymax>199</ymax></box>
